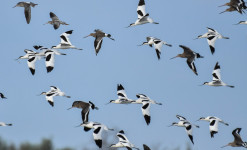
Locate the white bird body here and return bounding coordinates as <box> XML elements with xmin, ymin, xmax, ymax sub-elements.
<box><xmin>0</xmin><ymin>122</ymin><xmax>12</xmax><ymax>126</ymax></box>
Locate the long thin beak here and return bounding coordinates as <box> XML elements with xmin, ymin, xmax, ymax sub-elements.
<box><xmin>196</xmin><ymin>119</ymin><xmax>200</xmax><ymax>121</ymax></box>
<box><xmin>74</xmin><ymin>124</ymin><xmax>81</xmax><ymax>128</ymax></box>
<box><xmin>105</xmin><ymin>102</ymin><xmax>111</xmax><ymax>105</ymax></box>
<box><xmin>223</xmin><ymin>37</ymin><xmax>229</xmax><ymax>39</ymax></box>
<box><xmin>233</xmin><ymin>23</ymin><xmax>240</xmax><ymax>25</ymax></box>
<box><xmin>83</xmin><ymin>35</ymin><xmax>90</xmax><ymax>38</ymax></box>
<box><xmin>167</xmin><ymin>124</ymin><xmax>173</xmax><ymax>127</ymax></box>
<box><xmin>170</xmin><ymin>56</ymin><xmax>178</xmax><ymax>60</ymax></box>
<box><xmin>125</xmin><ymin>25</ymin><xmax>131</xmax><ymax>28</ymax></box>
<box><xmin>193</xmin><ymin>124</ymin><xmax>200</xmax><ymax>128</ymax></box>
<box><xmin>13</xmin><ymin>6</ymin><xmax>17</xmax><ymax>8</ymax></box>
<box><xmin>109</xmin><ymin>37</ymin><xmax>115</xmax><ymax>41</ymax></box>
<box><xmin>37</xmin><ymin>93</ymin><xmax>42</xmax><ymax>96</ymax></box>
<box><xmin>219</xmin><ymin>10</ymin><xmax>227</xmax><ymax>14</ymax></box>
<box><xmin>221</xmin><ymin>144</ymin><xmax>228</xmax><ymax>148</ymax></box>
<box><xmin>67</xmin><ymin>107</ymin><xmax>73</xmax><ymax>110</ymax></box>
<box><xmin>218</xmin><ymin>4</ymin><xmax>226</xmax><ymax>7</ymax></box>
<box><xmin>193</xmin><ymin>37</ymin><xmax>199</xmax><ymax>40</ymax></box>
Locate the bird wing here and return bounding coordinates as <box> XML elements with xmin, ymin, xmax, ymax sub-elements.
<box><xmin>45</xmin><ymin>51</ymin><xmax>55</xmax><ymax>73</ymax></box>
<box><xmin>117</xmin><ymin>132</ymin><xmax>130</xmax><ymax>143</ymax></box>
<box><xmin>209</xmin><ymin>119</ymin><xmax>219</xmax><ymax>137</ymax></box>
<box><xmin>93</xmin><ymin>125</ymin><xmax>103</xmax><ymax>148</ymax></box>
<box><xmin>137</xmin><ymin>0</ymin><xmax>146</xmax><ymax>19</ymax></box>
<box><xmin>232</xmin><ymin>128</ymin><xmax>244</xmax><ymax>144</ymax></box>
<box><xmin>117</xmin><ymin>84</ymin><xmax>128</xmax><ymax>99</ymax></box>
<box><xmin>212</xmin><ymin>62</ymin><xmax>221</xmax><ymax>81</ymax></box>
<box><xmin>142</xmin><ymin>101</ymin><xmax>151</xmax><ymax>125</ymax></box>
<box><xmin>184</xmin><ymin>122</ymin><xmax>194</xmax><ymax>144</ymax></box>
<box><xmin>50</xmin><ymin>86</ymin><xmax>58</xmax><ymax>92</ymax></box>
<box><xmin>186</xmin><ymin>59</ymin><xmax>198</xmax><ymax>75</ymax></box>
<box><xmin>94</xmin><ymin>36</ymin><xmax>103</xmax><ymax>55</ymax></box>
<box><xmin>50</xmin><ymin>12</ymin><xmax>59</xmax><ymax>21</ymax></box>
<box><xmin>176</xmin><ymin>115</ymin><xmax>187</xmax><ymax>121</ymax></box>
<box><xmin>27</xmin><ymin>55</ymin><xmax>38</xmax><ymax>75</ymax></box>
<box><xmin>153</xmin><ymin>40</ymin><xmax>163</xmax><ymax>60</ymax></box>
<box><xmin>60</xmin><ymin>30</ymin><xmax>73</xmax><ymax>45</ymax></box>
<box><xmin>81</xmin><ymin>106</ymin><xmax>90</xmax><ymax>122</ymax></box>
<box><xmin>45</xmin><ymin>92</ymin><xmax>57</xmax><ymax>107</ymax></box>
<box><xmin>24</xmin><ymin>6</ymin><xmax>31</xmax><ymax>24</ymax></box>
<box><xmin>179</xmin><ymin>45</ymin><xmax>193</xmax><ymax>55</ymax></box>
<box><xmin>143</xmin><ymin>144</ymin><xmax>151</xmax><ymax>150</ymax></box>
<box><xmin>136</xmin><ymin>94</ymin><xmax>148</xmax><ymax>99</ymax></box>
<box><xmin>207</xmin><ymin>27</ymin><xmax>216</xmax><ymax>33</ymax></box>
<box><xmin>207</xmin><ymin>35</ymin><xmax>217</xmax><ymax>55</ymax></box>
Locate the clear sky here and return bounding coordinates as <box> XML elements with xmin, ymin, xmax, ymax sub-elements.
<box><xmin>1</xmin><ymin>0</ymin><xmax>247</xmax><ymax>149</ymax></box>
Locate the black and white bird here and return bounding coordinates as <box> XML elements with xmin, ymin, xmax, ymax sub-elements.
<box><xmin>0</xmin><ymin>93</ymin><xmax>7</xmax><ymax>99</ymax></box>
<box><xmin>234</xmin><ymin>20</ymin><xmax>247</xmax><ymax>25</ymax></box>
<box><xmin>170</xmin><ymin>45</ymin><xmax>203</xmax><ymax>76</ymax></box>
<box><xmin>110</xmin><ymin>130</ymin><xmax>139</xmax><ymax>150</ymax></box>
<box><xmin>107</xmin><ymin>84</ymin><xmax>133</xmax><ymax>104</ymax></box>
<box><xmin>222</xmin><ymin>128</ymin><xmax>247</xmax><ymax>148</ymax></box>
<box><xmin>52</xmin><ymin>30</ymin><xmax>82</xmax><ymax>50</ymax></box>
<box><xmin>197</xmin><ymin>116</ymin><xmax>229</xmax><ymax>138</ymax></box>
<box><xmin>84</xmin><ymin>29</ymin><xmax>114</xmax><ymax>56</ymax></box>
<box><xmin>196</xmin><ymin>27</ymin><xmax>229</xmax><ymax>54</ymax></box>
<box><xmin>139</xmin><ymin>37</ymin><xmax>172</xmax><ymax>60</ymax></box>
<box><xmin>132</xmin><ymin>94</ymin><xmax>162</xmax><ymax>105</ymax></box>
<box><xmin>44</xmin><ymin>12</ymin><xmax>69</xmax><ymax>30</ymax></box>
<box><xmin>202</xmin><ymin>62</ymin><xmax>234</xmax><ymax>88</ymax></box>
<box><xmin>168</xmin><ymin>115</ymin><xmax>199</xmax><ymax>144</ymax></box>
<box><xmin>78</xmin><ymin>122</ymin><xmax>114</xmax><ymax>148</ymax></box>
<box><xmin>13</xmin><ymin>2</ymin><xmax>38</xmax><ymax>24</ymax></box>
<box><xmin>68</xmin><ymin>101</ymin><xmax>98</xmax><ymax>131</ymax></box>
<box><xmin>0</xmin><ymin>122</ymin><xmax>12</xmax><ymax>126</ymax></box>
<box><xmin>39</xmin><ymin>86</ymin><xmax>70</xmax><ymax>107</ymax></box>
<box><xmin>127</xmin><ymin>0</ymin><xmax>158</xmax><ymax>27</ymax></box>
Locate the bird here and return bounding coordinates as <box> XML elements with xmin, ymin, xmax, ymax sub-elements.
<box><xmin>0</xmin><ymin>122</ymin><xmax>12</xmax><ymax>126</ymax></box>
<box><xmin>197</xmin><ymin>116</ymin><xmax>229</xmax><ymax>138</ymax></box>
<box><xmin>110</xmin><ymin>130</ymin><xmax>139</xmax><ymax>150</ymax></box>
<box><xmin>78</xmin><ymin>122</ymin><xmax>114</xmax><ymax>148</ymax></box>
<box><xmin>52</xmin><ymin>30</ymin><xmax>82</xmax><ymax>50</ymax></box>
<box><xmin>67</xmin><ymin>101</ymin><xmax>98</xmax><ymax>131</ymax></box>
<box><xmin>196</xmin><ymin>27</ymin><xmax>229</xmax><ymax>54</ymax></box>
<box><xmin>39</xmin><ymin>86</ymin><xmax>70</xmax><ymax>107</ymax></box>
<box><xmin>168</xmin><ymin>115</ymin><xmax>199</xmax><ymax>144</ymax></box>
<box><xmin>170</xmin><ymin>45</ymin><xmax>203</xmax><ymax>75</ymax></box>
<box><xmin>234</xmin><ymin>21</ymin><xmax>247</xmax><ymax>25</ymax></box>
<box><xmin>84</xmin><ymin>29</ymin><xmax>114</xmax><ymax>55</ymax></box>
<box><xmin>13</xmin><ymin>2</ymin><xmax>38</xmax><ymax>24</ymax></box>
<box><xmin>143</xmin><ymin>144</ymin><xmax>151</xmax><ymax>150</ymax></box>
<box><xmin>139</xmin><ymin>37</ymin><xmax>172</xmax><ymax>60</ymax></box>
<box><xmin>219</xmin><ymin>0</ymin><xmax>247</xmax><ymax>14</ymax></box>
<box><xmin>107</xmin><ymin>84</ymin><xmax>133</xmax><ymax>104</ymax></box>
<box><xmin>221</xmin><ymin>128</ymin><xmax>247</xmax><ymax>148</ymax></box>
<box><xmin>127</xmin><ymin>0</ymin><xmax>158</xmax><ymax>27</ymax></box>
<box><xmin>0</xmin><ymin>93</ymin><xmax>7</xmax><ymax>99</ymax></box>
<box><xmin>132</xmin><ymin>94</ymin><xmax>162</xmax><ymax>105</ymax></box>
<box><xmin>202</xmin><ymin>62</ymin><xmax>234</xmax><ymax>88</ymax></box>
<box><xmin>44</xmin><ymin>12</ymin><xmax>69</xmax><ymax>30</ymax></box>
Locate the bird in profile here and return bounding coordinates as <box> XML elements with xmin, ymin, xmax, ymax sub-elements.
<box><xmin>202</xmin><ymin>62</ymin><xmax>234</xmax><ymax>88</ymax></box>
<box><xmin>139</xmin><ymin>37</ymin><xmax>172</xmax><ymax>60</ymax></box>
<box><xmin>68</xmin><ymin>101</ymin><xmax>98</xmax><ymax>131</ymax></box>
<box><xmin>221</xmin><ymin>128</ymin><xmax>247</xmax><ymax>148</ymax></box>
<box><xmin>52</xmin><ymin>30</ymin><xmax>82</xmax><ymax>50</ymax></box>
<box><xmin>0</xmin><ymin>93</ymin><xmax>7</xmax><ymax>99</ymax></box>
<box><xmin>13</xmin><ymin>2</ymin><xmax>38</xmax><ymax>24</ymax></box>
<box><xmin>197</xmin><ymin>116</ymin><xmax>229</xmax><ymax>138</ymax></box>
<box><xmin>107</xmin><ymin>84</ymin><xmax>133</xmax><ymax>104</ymax></box>
<box><xmin>195</xmin><ymin>27</ymin><xmax>229</xmax><ymax>54</ymax></box>
<box><xmin>170</xmin><ymin>45</ymin><xmax>203</xmax><ymax>75</ymax></box>
<box><xmin>143</xmin><ymin>144</ymin><xmax>151</xmax><ymax>150</ymax></box>
<box><xmin>234</xmin><ymin>20</ymin><xmax>247</xmax><ymax>25</ymax></box>
<box><xmin>132</xmin><ymin>94</ymin><xmax>162</xmax><ymax>105</ymax></box>
<box><xmin>219</xmin><ymin>0</ymin><xmax>247</xmax><ymax>14</ymax></box>
<box><xmin>168</xmin><ymin>115</ymin><xmax>200</xmax><ymax>144</ymax></box>
<box><xmin>44</xmin><ymin>12</ymin><xmax>69</xmax><ymax>30</ymax></box>
<box><xmin>39</xmin><ymin>86</ymin><xmax>70</xmax><ymax>107</ymax></box>
<box><xmin>0</xmin><ymin>122</ymin><xmax>12</xmax><ymax>126</ymax></box>
<box><xmin>77</xmin><ymin>122</ymin><xmax>114</xmax><ymax>148</ymax></box>
<box><xmin>84</xmin><ymin>29</ymin><xmax>114</xmax><ymax>56</ymax></box>
<box><xmin>110</xmin><ymin>130</ymin><xmax>139</xmax><ymax>150</ymax></box>
<box><xmin>127</xmin><ymin>0</ymin><xmax>158</xmax><ymax>27</ymax></box>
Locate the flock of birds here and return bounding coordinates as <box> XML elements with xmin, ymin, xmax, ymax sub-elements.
<box><xmin>1</xmin><ymin>0</ymin><xmax>247</xmax><ymax>149</ymax></box>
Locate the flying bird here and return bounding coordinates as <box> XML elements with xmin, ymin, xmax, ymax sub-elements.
<box><xmin>44</xmin><ymin>12</ymin><xmax>69</xmax><ymax>30</ymax></box>
<box><xmin>234</xmin><ymin>20</ymin><xmax>247</xmax><ymax>25</ymax></box>
<box><xmin>13</xmin><ymin>2</ymin><xmax>38</xmax><ymax>24</ymax></box>
<box><xmin>68</xmin><ymin>101</ymin><xmax>98</xmax><ymax>131</ymax></box>
<box><xmin>170</xmin><ymin>45</ymin><xmax>203</xmax><ymax>75</ymax></box>
<box><xmin>222</xmin><ymin>128</ymin><xmax>247</xmax><ymax>148</ymax></box>
<box><xmin>127</xmin><ymin>0</ymin><xmax>158</xmax><ymax>27</ymax></box>
<box><xmin>196</xmin><ymin>27</ymin><xmax>229</xmax><ymax>54</ymax></box>
<box><xmin>0</xmin><ymin>93</ymin><xmax>7</xmax><ymax>99</ymax></box>
<box><xmin>197</xmin><ymin>116</ymin><xmax>229</xmax><ymax>138</ymax></box>
<box><xmin>78</xmin><ymin>122</ymin><xmax>114</xmax><ymax>148</ymax></box>
<box><xmin>110</xmin><ymin>130</ymin><xmax>139</xmax><ymax>150</ymax></box>
<box><xmin>52</xmin><ymin>30</ymin><xmax>82</xmax><ymax>50</ymax></box>
<box><xmin>202</xmin><ymin>62</ymin><xmax>234</xmax><ymax>88</ymax></box>
<box><xmin>139</xmin><ymin>37</ymin><xmax>172</xmax><ymax>60</ymax></box>
<box><xmin>0</xmin><ymin>122</ymin><xmax>12</xmax><ymax>126</ymax></box>
<box><xmin>132</xmin><ymin>94</ymin><xmax>162</xmax><ymax>105</ymax></box>
<box><xmin>39</xmin><ymin>86</ymin><xmax>70</xmax><ymax>107</ymax></box>
<box><xmin>219</xmin><ymin>0</ymin><xmax>247</xmax><ymax>14</ymax></box>
<box><xmin>107</xmin><ymin>84</ymin><xmax>133</xmax><ymax>104</ymax></box>
<box><xmin>84</xmin><ymin>29</ymin><xmax>114</xmax><ymax>56</ymax></box>
<box><xmin>168</xmin><ymin>115</ymin><xmax>199</xmax><ymax>144</ymax></box>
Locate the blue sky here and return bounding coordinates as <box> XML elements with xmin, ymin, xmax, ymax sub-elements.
<box><xmin>1</xmin><ymin>0</ymin><xmax>247</xmax><ymax>149</ymax></box>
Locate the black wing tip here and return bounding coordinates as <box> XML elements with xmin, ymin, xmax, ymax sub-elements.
<box><xmin>138</xmin><ymin>0</ymin><xmax>145</xmax><ymax>6</ymax></box>
<box><xmin>47</xmin><ymin>66</ymin><xmax>54</xmax><ymax>73</ymax></box>
<box><xmin>144</xmin><ymin>115</ymin><xmax>151</xmax><ymax>125</ymax></box>
<box><xmin>48</xmin><ymin>101</ymin><xmax>54</xmax><ymax>107</ymax></box>
<box><xmin>214</xmin><ymin>62</ymin><xmax>220</xmax><ymax>70</ymax></box>
<box><xmin>84</xmin><ymin>127</ymin><xmax>91</xmax><ymax>132</ymax></box>
<box><xmin>29</xmin><ymin>68</ymin><xmax>35</xmax><ymax>75</ymax></box>
<box><xmin>188</xmin><ymin>135</ymin><xmax>194</xmax><ymax>144</ymax></box>
<box><xmin>209</xmin><ymin>45</ymin><xmax>215</xmax><ymax>55</ymax></box>
<box><xmin>65</xmin><ymin>30</ymin><xmax>73</xmax><ymax>34</ymax></box>
<box><xmin>119</xmin><ymin>130</ymin><xmax>125</xmax><ymax>134</ymax></box>
<box><xmin>94</xmin><ymin>139</ymin><xmax>102</xmax><ymax>148</ymax></box>
<box><xmin>117</xmin><ymin>84</ymin><xmax>124</xmax><ymax>90</ymax></box>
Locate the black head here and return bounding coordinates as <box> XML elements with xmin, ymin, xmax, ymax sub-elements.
<box><xmin>203</xmin><ymin>82</ymin><xmax>209</xmax><ymax>85</ymax></box>
<box><xmin>107</xmin><ymin>34</ymin><xmax>111</xmax><ymax>38</ymax></box>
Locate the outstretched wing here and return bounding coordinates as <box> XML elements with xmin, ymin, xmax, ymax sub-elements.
<box><xmin>232</xmin><ymin>128</ymin><xmax>244</xmax><ymax>144</ymax></box>
<box><xmin>45</xmin><ymin>50</ymin><xmax>55</xmax><ymax>73</ymax></box>
<box><xmin>94</xmin><ymin>36</ymin><xmax>103</xmax><ymax>55</ymax></box>
<box><xmin>154</xmin><ymin>40</ymin><xmax>163</xmax><ymax>60</ymax></box>
<box><xmin>93</xmin><ymin>125</ymin><xmax>103</xmax><ymax>148</ymax></box>
<box><xmin>142</xmin><ymin>101</ymin><xmax>151</xmax><ymax>125</ymax></box>
<box><xmin>212</xmin><ymin>62</ymin><xmax>221</xmax><ymax>81</ymax></box>
<box><xmin>209</xmin><ymin>119</ymin><xmax>219</xmax><ymax>138</ymax></box>
<box><xmin>184</xmin><ymin>122</ymin><xmax>194</xmax><ymax>144</ymax></box>
<box><xmin>137</xmin><ymin>0</ymin><xmax>146</xmax><ymax>19</ymax></box>
<box><xmin>117</xmin><ymin>84</ymin><xmax>128</xmax><ymax>99</ymax></box>
<box><xmin>60</xmin><ymin>30</ymin><xmax>73</xmax><ymax>45</ymax></box>
<box><xmin>27</xmin><ymin>55</ymin><xmax>38</xmax><ymax>75</ymax></box>
<box><xmin>24</xmin><ymin>6</ymin><xmax>31</xmax><ymax>24</ymax></box>
<box><xmin>176</xmin><ymin>115</ymin><xmax>187</xmax><ymax>121</ymax></box>
<box><xmin>207</xmin><ymin>35</ymin><xmax>217</xmax><ymax>55</ymax></box>
<box><xmin>186</xmin><ymin>59</ymin><xmax>198</xmax><ymax>75</ymax></box>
